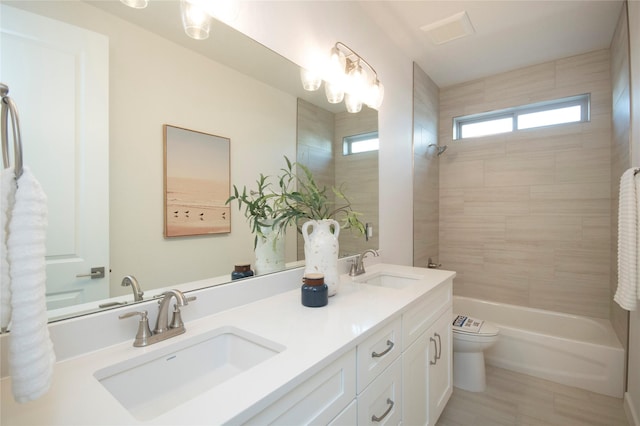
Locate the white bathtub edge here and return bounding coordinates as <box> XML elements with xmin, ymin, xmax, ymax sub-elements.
<box><xmin>454</xmin><ymin>296</ymin><xmax>625</xmax><ymax>399</ymax></box>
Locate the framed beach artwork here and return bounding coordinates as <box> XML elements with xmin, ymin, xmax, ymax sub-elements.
<box><xmin>163</xmin><ymin>125</ymin><xmax>231</xmax><ymax>237</ymax></box>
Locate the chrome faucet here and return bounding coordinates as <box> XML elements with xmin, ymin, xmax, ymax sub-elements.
<box><xmin>349</xmin><ymin>249</ymin><xmax>380</xmax><ymax>276</ymax></box>
<box><xmin>121</xmin><ymin>275</ymin><xmax>144</xmax><ymax>302</ymax></box>
<box><xmin>119</xmin><ymin>289</ymin><xmax>196</xmax><ymax>347</ymax></box>
<box><xmin>154</xmin><ymin>289</ymin><xmax>189</xmax><ymax>334</ymax></box>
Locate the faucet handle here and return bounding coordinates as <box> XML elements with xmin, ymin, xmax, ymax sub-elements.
<box><xmin>169</xmin><ymin>296</ymin><xmax>196</xmax><ymax>329</ymax></box>
<box><xmin>170</xmin><ymin>306</ymin><xmax>184</xmax><ymax>329</ymax></box>
<box><xmin>119</xmin><ymin>310</ymin><xmax>153</xmax><ymax>347</ymax></box>
<box><xmin>348</xmin><ymin>260</ymin><xmax>358</xmax><ymax>277</ymax></box>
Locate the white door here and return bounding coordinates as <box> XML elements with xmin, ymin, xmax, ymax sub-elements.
<box><xmin>1</xmin><ymin>5</ymin><xmax>109</xmax><ymax>309</ymax></box>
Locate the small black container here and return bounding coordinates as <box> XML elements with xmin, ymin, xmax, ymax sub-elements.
<box><xmin>301</xmin><ymin>273</ymin><xmax>328</xmax><ymax>307</ymax></box>
<box><xmin>231</xmin><ymin>264</ymin><xmax>254</xmax><ymax>280</ymax></box>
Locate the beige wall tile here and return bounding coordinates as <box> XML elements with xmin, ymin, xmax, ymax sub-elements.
<box><xmin>437</xmin><ymin>49</ymin><xmax>612</xmax><ymax>319</ymax></box>
<box><xmin>413</xmin><ymin>64</ymin><xmax>440</xmax><ymax>267</ymax></box>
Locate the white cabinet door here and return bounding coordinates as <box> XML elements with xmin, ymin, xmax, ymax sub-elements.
<box><xmin>358</xmin><ymin>357</ymin><xmax>402</xmax><ymax>426</ymax></box>
<box><xmin>1</xmin><ymin>5</ymin><xmax>109</xmax><ymax>309</ymax></box>
<box><xmin>402</xmin><ymin>307</ymin><xmax>453</xmax><ymax>426</ymax></box>
<box><xmin>328</xmin><ymin>399</ymin><xmax>357</xmax><ymax>426</ymax></box>
<box><xmin>428</xmin><ymin>308</ymin><xmax>452</xmax><ymax>426</ymax></box>
<box><xmin>402</xmin><ymin>331</ymin><xmax>429</xmax><ymax>426</ymax></box>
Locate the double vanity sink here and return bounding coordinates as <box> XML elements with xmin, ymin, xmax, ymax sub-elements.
<box><xmin>1</xmin><ymin>263</ymin><xmax>455</xmax><ymax>425</ymax></box>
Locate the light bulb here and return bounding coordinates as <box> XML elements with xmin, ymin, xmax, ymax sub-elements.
<box><xmin>180</xmin><ymin>0</ymin><xmax>212</xmax><ymax>40</ymax></box>
<box><xmin>325</xmin><ymin>46</ymin><xmax>346</xmax><ymax>85</ymax></box>
<box><xmin>120</xmin><ymin>0</ymin><xmax>148</xmax><ymax>8</ymax></box>
<box><xmin>346</xmin><ymin>61</ymin><xmax>368</xmax><ymax>100</ymax></box>
<box><xmin>300</xmin><ymin>68</ymin><xmax>322</xmax><ymax>91</ymax></box>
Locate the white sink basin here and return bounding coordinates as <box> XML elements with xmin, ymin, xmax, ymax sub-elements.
<box><xmin>356</xmin><ymin>271</ymin><xmax>422</xmax><ymax>289</ymax></box>
<box><xmin>94</xmin><ymin>326</ymin><xmax>285</xmax><ymax>421</ymax></box>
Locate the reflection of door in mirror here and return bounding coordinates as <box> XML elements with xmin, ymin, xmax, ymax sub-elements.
<box><xmin>1</xmin><ymin>5</ymin><xmax>110</xmax><ymax>309</ymax></box>
<box><xmin>296</xmin><ymin>98</ymin><xmax>379</xmax><ymax>259</ymax></box>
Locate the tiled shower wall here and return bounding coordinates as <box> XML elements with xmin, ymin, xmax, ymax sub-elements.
<box><xmin>296</xmin><ymin>98</ymin><xmax>378</xmax><ymax>258</ymax></box>
<box><xmin>413</xmin><ymin>63</ymin><xmax>440</xmax><ymax>268</ymax></box>
<box><xmin>438</xmin><ymin>49</ymin><xmax>613</xmax><ymax>319</ymax></box>
<box><xmin>610</xmin><ymin>3</ymin><xmax>631</xmax><ymax>347</ymax></box>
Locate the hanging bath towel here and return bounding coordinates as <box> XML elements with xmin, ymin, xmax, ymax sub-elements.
<box><xmin>614</xmin><ymin>168</ymin><xmax>640</xmax><ymax>311</ymax></box>
<box><xmin>1</xmin><ymin>167</ymin><xmax>16</xmax><ymax>331</ymax></box>
<box><xmin>7</xmin><ymin>166</ymin><xmax>55</xmax><ymax>402</ymax></box>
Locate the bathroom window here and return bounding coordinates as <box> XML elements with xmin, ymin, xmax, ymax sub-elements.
<box><xmin>453</xmin><ymin>94</ymin><xmax>590</xmax><ymax>140</ymax></box>
<box><xmin>343</xmin><ymin>131</ymin><xmax>379</xmax><ymax>155</ymax></box>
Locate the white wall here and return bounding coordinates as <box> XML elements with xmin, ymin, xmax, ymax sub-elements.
<box><xmin>626</xmin><ymin>1</ymin><xmax>640</xmax><ymax>423</ymax></box>
<box><xmin>5</xmin><ymin>1</ymin><xmax>300</xmax><ymax>296</ymax></box>
<box><xmin>228</xmin><ymin>1</ymin><xmax>415</xmax><ymax>266</ymax></box>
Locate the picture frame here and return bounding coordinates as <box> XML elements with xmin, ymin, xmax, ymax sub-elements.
<box><xmin>163</xmin><ymin>124</ymin><xmax>231</xmax><ymax>237</ymax></box>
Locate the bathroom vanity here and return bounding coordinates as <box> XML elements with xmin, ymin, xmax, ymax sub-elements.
<box><xmin>0</xmin><ymin>264</ymin><xmax>454</xmax><ymax>425</ymax></box>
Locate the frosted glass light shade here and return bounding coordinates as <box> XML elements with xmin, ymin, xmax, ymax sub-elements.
<box><xmin>300</xmin><ymin>68</ymin><xmax>322</xmax><ymax>91</ymax></box>
<box><xmin>120</xmin><ymin>0</ymin><xmax>148</xmax><ymax>8</ymax></box>
<box><xmin>365</xmin><ymin>80</ymin><xmax>385</xmax><ymax>110</ymax></box>
<box><xmin>345</xmin><ymin>93</ymin><xmax>362</xmax><ymax>113</ymax></box>
<box><xmin>181</xmin><ymin>0</ymin><xmax>212</xmax><ymax>40</ymax></box>
<box><xmin>325</xmin><ymin>81</ymin><xmax>344</xmax><ymax>104</ymax></box>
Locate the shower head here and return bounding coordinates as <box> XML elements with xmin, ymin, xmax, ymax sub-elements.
<box><xmin>428</xmin><ymin>144</ymin><xmax>448</xmax><ymax>156</ymax></box>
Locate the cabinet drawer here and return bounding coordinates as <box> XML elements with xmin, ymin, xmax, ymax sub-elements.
<box><xmin>357</xmin><ymin>357</ymin><xmax>402</xmax><ymax>425</ymax></box>
<box><xmin>244</xmin><ymin>349</ymin><xmax>356</xmax><ymax>425</ymax></box>
<box><xmin>328</xmin><ymin>399</ymin><xmax>357</xmax><ymax>426</ymax></box>
<box><xmin>357</xmin><ymin>317</ymin><xmax>402</xmax><ymax>393</ymax></box>
<box><xmin>402</xmin><ymin>280</ymin><xmax>452</xmax><ymax>350</ymax></box>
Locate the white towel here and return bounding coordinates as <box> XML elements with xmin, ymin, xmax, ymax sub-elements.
<box><xmin>614</xmin><ymin>168</ymin><xmax>640</xmax><ymax>311</ymax></box>
<box><xmin>1</xmin><ymin>167</ymin><xmax>17</xmax><ymax>331</ymax></box>
<box><xmin>6</xmin><ymin>166</ymin><xmax>55</xmax><ymax>403</ymax></box>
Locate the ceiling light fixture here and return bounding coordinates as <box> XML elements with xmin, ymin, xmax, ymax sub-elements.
<box><xmin>120</xmin><ymin>0</ymin><xmax>234</xmax><ymax>41</ymax></box>
<box><xmin>300</xmin><ymin>42</ymin><xmax>384</xmax><ymax>112</ymax></box>
<box><xmin>120</xmin><ymin>0</ymin><xmax>149</xmax><ymax>9</ymax></box>
<box><xmin>180</xmin><ymin>0</ymin><xmax>212</xmax><ymax>40</ymax></box>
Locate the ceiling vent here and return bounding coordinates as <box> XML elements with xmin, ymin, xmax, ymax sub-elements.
<box><xmin>420</xmin><ymin>11</ymin><xmax>475</xmax><ymax>45</ymax></box>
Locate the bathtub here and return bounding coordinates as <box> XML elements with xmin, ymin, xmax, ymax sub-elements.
<box><xmin>453</xmin><ymin>296</ymin><xmax>625</xmax><ymax>398</ymax></box>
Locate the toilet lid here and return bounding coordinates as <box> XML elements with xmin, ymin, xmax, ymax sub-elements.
<box><xmin>452</xmin><ymin>314</ymin><xmax>499</xmax><ymax>337</ymax></box>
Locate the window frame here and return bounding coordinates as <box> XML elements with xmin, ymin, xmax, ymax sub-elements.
<box><xmin>453</xmin><ymin>93</ymin><xmax>590</xmax><ymax>140</ymax></box>
<box><xmin>342</xmin><ymin>131</ymin><xmax>379</xmax><ymax>155</ymax></box>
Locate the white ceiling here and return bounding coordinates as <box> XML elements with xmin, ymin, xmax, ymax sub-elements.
<box><xmin>358</xmin><ymin>1</ymin><xmax>625</xmax><ymax>88</ymax></box>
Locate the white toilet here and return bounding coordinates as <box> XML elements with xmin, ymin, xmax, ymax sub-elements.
<box><xmin>451</xmin><ymin>314</ymin><xmax>500</xmax><ymax>392</ymax></box>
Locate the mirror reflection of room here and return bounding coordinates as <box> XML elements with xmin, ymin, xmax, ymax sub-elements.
<box><xmin>0</xmin><ymin>0</ymin><xmax>379</xmax><ymax>322</ymax></box>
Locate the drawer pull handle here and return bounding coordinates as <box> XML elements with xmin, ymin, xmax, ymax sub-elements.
<box><xmin>371</xmin><ymin>340</ymin><xmax>394</xmax><ymax>358</ymax></box>
<box><xmin>435</xmin><ymin>332</ymin><xmax>442</xmax><ymax>360</ymax></box>
<box><xmin>429</xmin><ymin>336</ymin><xmax>438</xmax><ymax>365</ymax></box>
<box><xmin>371</xmin><ymin>398</ymin><xmax>394</xmax><ymax>422</ymax></box>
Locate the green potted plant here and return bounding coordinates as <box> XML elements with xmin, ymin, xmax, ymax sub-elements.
<box><xmin>273</xmin><ymin>156</ymin><xmax>366</xmax><ymax>235</ymax></box>
<box><xmin>273</xmin><ymin>156</ymin><xmax>366</xmax><ymax>296</ymax></box>
<box><xmin>226</xmin><ymin>173</ymin><xmax>288</xmax><ymax>275</ymax></box>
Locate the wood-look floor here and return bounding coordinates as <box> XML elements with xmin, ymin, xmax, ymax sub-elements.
<box><xmin>436</xmin><ymin>366</ymin><xmax>628</xmax><ymax>426</ymax></box>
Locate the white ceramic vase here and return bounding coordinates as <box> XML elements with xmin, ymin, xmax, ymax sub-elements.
<box><xmin>302</xmin><ymin>219</ymin><xmax>340</xmax><ymax>296</ymax></box>
<box><xmin>254</xmin><ymin>221</ymin><xmax>285</xmax><ymax>275</ymax></box>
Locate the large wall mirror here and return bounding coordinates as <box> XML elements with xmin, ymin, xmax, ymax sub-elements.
<box><xmin>0</xmin><ymin>0</ymin><xmax>378</xmax><ymax>323</ymax></box>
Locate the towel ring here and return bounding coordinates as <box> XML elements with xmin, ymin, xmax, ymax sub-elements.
<box><xmin>1</xmin><ymin>82</ymin><xmax>24</xmax><ymax>179</ymax></box>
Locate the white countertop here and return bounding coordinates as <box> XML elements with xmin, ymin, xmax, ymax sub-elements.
<box><xmin>0</xmin><ymin>264</ymin><xmax>455</xmax><ymax>425</ymax></box>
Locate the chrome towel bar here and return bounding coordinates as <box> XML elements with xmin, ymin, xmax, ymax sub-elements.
<box><xmin>1</xmin><ymin>82</ymin><xmax>23</xmax><ymax>179</ymax></box>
